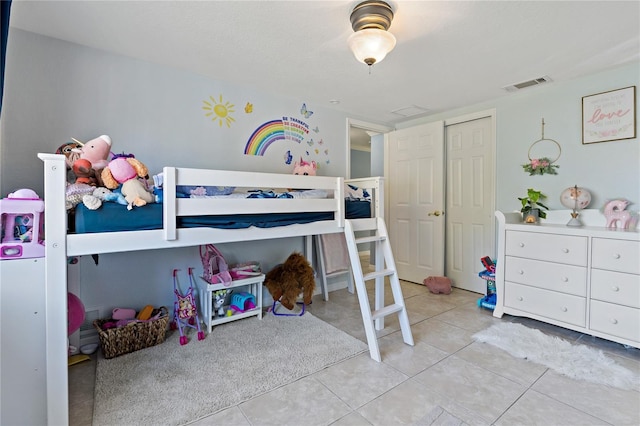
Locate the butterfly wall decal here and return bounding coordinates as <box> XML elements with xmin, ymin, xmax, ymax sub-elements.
<box><xmin>284</xmin><ymin>150</ymin><xmax>293</xmax><ymax>165</ymax></box>
<box><xmin>300</xmin><ymin>103</ymin><xmax>313</xmax><ymax>119</ymax></box>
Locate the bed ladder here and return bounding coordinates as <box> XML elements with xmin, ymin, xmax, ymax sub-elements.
<box><xmin>344</xmin><ymin>217</ymin><xmax>414</xmax><ymax>362</ymax></box>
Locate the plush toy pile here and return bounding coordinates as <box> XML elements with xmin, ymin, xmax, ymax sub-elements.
<box><xmin>56</xmin><ymin>135</ymin><xmax>156</xmax><ymax>211</ymax></box>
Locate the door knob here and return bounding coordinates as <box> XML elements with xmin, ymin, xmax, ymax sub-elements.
<box><xmin>428</xmin><ymin>210</ymin><xmax>444</xmax><ymax>216</ymax></box>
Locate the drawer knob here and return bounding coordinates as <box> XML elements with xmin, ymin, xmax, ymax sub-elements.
<box><xmin>519</xmin><ymin>243</ymin><xmax>525</xmax><ymax>248</ymax></box>
<box><xmin>611</xmin><ymin>286</ymin><xmax>620</xmax><ymax>292</ymax></box>
<box><xmin>613</xmin><ymin>253</ymin><xmax>621</xmax><ymax>259</ymax></box>
<box><xmin>561</xmin><ymin>307</ymin><xmax>568</xmax><ymax>312</ymax></box>
<box><xmin>517</xmin><ymin>296</ymin><xmax>523</xmax><ymax>301</ymax></box>
<box><xmin>562</xmin><ymin>248</ymin><xmax>569</xmax><ymax>253</ymax></box>
<box><xmin>610</xmin><ymin>318</ymin><xmax>618</xmax><ymax>325</ymax></box>
<box><xmin>518</xmin><ymin>270</ymin><xmax>524</xmax><ymax>275</ymax></box>
<box><xmin>561</xmin><ymin>277</ymin><xmax>568</xmax><ymax>282</ymax></box>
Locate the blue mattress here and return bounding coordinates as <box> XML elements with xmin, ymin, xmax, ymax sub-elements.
<box><xmin>73</xmin><ymin>200</ymin><xmax>370</xmax><ymax>234</ymax></box>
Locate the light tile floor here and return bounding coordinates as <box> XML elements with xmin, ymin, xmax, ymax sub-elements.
<box><xmin>70</xmin><ymin>272</ymin><xmax>640</xmax><ymax>425</ymax></box>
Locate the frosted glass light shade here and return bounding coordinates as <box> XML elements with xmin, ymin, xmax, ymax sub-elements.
<box><xmin>348</xmin><ymin>28</ymin><xmax>396</xmax><ymax>66</ymax></box>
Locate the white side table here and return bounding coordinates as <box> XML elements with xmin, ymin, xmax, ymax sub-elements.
<box><xmin>196</xmin><ymin>274</ymin><xmax>265</xmax><ymax>334</ymax></box>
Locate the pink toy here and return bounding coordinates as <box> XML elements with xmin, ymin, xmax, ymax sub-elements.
<box><xmin>604</xmin><ymin>199</ymin><xmax>632</xmax><ymax>229</ymax></box>
<box><xmin>68</xmin><ymin>292</ymin><xmax>86</xmax><ymax>335</ymax></box>
<box><xmin>423</xmin><ymin>276</ymin><xmax>452</xmax><ymax>294</ymax></box>
<box><xmin>101</xmin><ymin>157</ymin><xmax>155</xmax><ymax>209</ymax></box>
<box><xmin>71</xmin><ymin>135</ymin><xmax>112</xmax><ymax>170</ymax></box>
<box><xmin>171</xmin><ymin>268</ymin><xmax>205</xmax><ymax>345</ymax></box>
<box><xmin>0</xmin><ymin>189</ymin><xmax>45</xmax><ymax>259</ymax></box>
<box><xmin>293</xmin><ymin>157</ymin><xmax>317</xmax><ymax>176</ymax></box>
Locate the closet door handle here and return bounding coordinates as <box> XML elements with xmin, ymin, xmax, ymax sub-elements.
<box><xmin>428</xmin><ymin>210</ymin><xmax>444</xmax><ymax>217</ymax></box>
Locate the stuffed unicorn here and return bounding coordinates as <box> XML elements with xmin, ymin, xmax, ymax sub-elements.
<box><xmin>293</xmin><ymin>158</ymin><xmax>317</xmax><ymax>176</ymax></box>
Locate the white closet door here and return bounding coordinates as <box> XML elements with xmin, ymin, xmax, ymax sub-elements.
<box><xmin>388</xmin><ymin>122</ymin><xmax>445</xmax><ymax>283</ymax></box>
<box><xmin>445</xmin><ymin>116</ymin><xmax>495</xmax><ymax>293</ymax></box>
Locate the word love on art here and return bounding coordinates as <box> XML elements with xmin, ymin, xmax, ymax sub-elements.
<box><xmin>586</xmin><ymin>107</ymin><xmax>630</xmax><ymax>125</ymax></box>
<box><xmin>582</xmin><ymin>86</ymin><xmax>636</xmax><ymax>144</ymax></box>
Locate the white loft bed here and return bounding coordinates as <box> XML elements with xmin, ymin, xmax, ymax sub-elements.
<box><xmin>38</xmin><ymin>153</ymin><xmax>385</xmax><ymax>425</ymax></box>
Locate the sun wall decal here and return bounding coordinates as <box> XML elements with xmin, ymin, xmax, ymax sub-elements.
<box><xmin>203</xmin><ymin>95</ymin><xmax>236</xmax><ymax>128</ymax></box>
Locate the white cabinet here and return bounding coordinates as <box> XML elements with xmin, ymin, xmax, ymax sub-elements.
<box><xmin>494</xmin><ymin>210</ymin><xmax>640</xmax><ymax>349</ymax></box>
<box><xmin>196</xmin><ymin>274</ymin><xmax>265</xmax><ymax>334</ymax></box>
<box><xmin>0</xmin><ymin>258</ymin><xmax>47</xmax><ymax>425</ymax></box>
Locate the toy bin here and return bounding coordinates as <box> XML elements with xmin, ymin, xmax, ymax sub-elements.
<box><xmin>0</xmin><ymin>198</ymin><xmax>45</xmax><ymax>260</ymax></box>
<box><xmin>93</xmin><ymin>307</ymin><xmax>169</xmax><ymax>359</ymax></box>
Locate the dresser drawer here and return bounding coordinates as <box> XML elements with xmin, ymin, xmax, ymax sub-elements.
<box><xmin>505</xmin><ymin>231</ymin><xmax>587</xmax><ymax>266</ymax></box>
<box><xmin>591</xmin><ymin>269</ymin><xmax>640</xmax><ymax>309</ymax></box>
<box><xmin>590</xmin><ymin>300</ymin><xmax>640</xmax><ymax>343</ymax></box>
<box><xmin>505</xmin><ymin>282</ymin><xmax>586</xmax><ymax>327</ymax></box>
<box><xmin>592</xmin><ymin>238</ymin><xmax>639</xmax><ymax>274</ymax></box>
<box><xmin>505</xmin><ymin>257</ymin><xmax>586</xmax><ymax>296</ymax></box>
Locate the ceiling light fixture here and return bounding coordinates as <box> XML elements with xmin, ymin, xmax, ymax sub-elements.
<box><xmin>347</xmin><ymin>0</ymin><xmax>396</xmax><ymax>68</ymax></box>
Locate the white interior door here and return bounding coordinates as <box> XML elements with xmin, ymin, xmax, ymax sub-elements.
<box><xmin>445</xmin><ymin>116</ymin><xmax>495</xmax><ymax>293</ymax></box>
<box><xmin>388</xmin><ymin>122</ymin><xmax>445</xmax><ymax>283</ymax></box>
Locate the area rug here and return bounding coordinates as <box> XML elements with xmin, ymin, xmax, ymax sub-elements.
<box><xmin>93</xmin><ymin>313</ymin><xmax>367</xmax><ymax>425</ymax></box>
<box><xmin>473</xmin><ymin>323</ymin><xmax>639</xmax><ymax>390</ymax></box>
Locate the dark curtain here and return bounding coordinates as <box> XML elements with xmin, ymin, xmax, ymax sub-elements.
<box><xmin>1</xmin><ymin>0</ymin><xmax>12</xmax><ymax>117</ymax></box>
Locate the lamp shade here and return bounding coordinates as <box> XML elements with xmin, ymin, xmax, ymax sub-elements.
<box><xmin>348</xmin><ymin>28</ymin><xmax>396</xmax><ymax>66</ymax></box>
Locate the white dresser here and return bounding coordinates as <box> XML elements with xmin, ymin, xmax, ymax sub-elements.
<box><xmin>494</xmin><ymin>209</ymin><xmax>639</xmax><ymax>349</ymax></box>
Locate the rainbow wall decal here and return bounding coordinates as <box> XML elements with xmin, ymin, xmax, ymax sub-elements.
<box><xmin>244</xmin><ymin>120</ymin><xmax>285</xmax><ymax>156</ymax></box>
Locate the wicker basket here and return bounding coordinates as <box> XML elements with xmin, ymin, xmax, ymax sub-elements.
<box><xmin>93</xmin><ymin>307</ymin><xmax>169</xmax><ymax>359</ymax></box>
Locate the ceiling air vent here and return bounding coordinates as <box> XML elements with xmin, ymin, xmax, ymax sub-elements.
<box><xmin>503</xmin><ymin>76</ymin><xmax>552</xmax><ymax>92</ymax></box>
<box><xmin>390</xmin><ymin>105</ymin><xmax>430</xmax><ymax>117</ymax></box>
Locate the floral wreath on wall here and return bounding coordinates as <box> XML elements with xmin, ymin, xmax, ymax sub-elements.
<box><xmin>522</xmin><ymin>119</ymin><xmax>561</xmax><ymax>176</ymax></box>
<box><xmin>522</xmin><ymin>157</ymin><xmax>559</xmax><ymax>175</ymax></box>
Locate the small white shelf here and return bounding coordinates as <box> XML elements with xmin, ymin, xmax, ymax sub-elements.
<box><xmin>196</xmin><ymin>274</ymin><xmax>264</xmax><ymax>333</ymax></box>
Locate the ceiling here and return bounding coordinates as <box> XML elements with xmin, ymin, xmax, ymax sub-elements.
<box><xmin>8</xmin><ymin>1</ymin><xmax>640</xmax><ymax>130</ymax></box>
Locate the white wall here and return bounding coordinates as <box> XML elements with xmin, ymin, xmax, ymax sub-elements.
<box><xmin>398</xmin><ymin>62</ymin><xmax>640</xmax><ymax>214</ymax></box>
<box><xmin>1</xmin><ymin>29</ymin><xmax>349</xmax><ymax>196</ymax></box>
<box><xmin>1</xmin><ymin>29</ymin><xmax>351</xmax><ymax>312</ymax></box>
<box><xmin>350</xmin><ymin>148</ymin><xmax>371</xmax><ymax>179</ymax></box>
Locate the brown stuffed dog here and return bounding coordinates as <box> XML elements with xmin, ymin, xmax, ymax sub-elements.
<box><xmin>264</xmin><ymin>252</ymin><xmax>315</xmax><ymax>310</ymax></box>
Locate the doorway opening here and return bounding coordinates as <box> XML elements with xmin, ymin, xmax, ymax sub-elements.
<box><xmin>346</xmin><ymin>118</ymin><xmax>392</xmax><ymax>180</ymax></box>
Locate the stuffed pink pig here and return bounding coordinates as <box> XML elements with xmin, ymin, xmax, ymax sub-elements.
<box><xmin>72</xmin><ymin>135</ymin><xmax>112</xmax><ymax>170</ymax></box>
<box><xmin>423</xmin><ymin>276</ymin><xmax>452</xmax><ymax>294</ymax></box>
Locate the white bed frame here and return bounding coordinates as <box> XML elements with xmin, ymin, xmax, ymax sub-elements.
<box><xmin>38</xmin><ymin>153</ymin><xmax>384</xmax><ymax>425</ymax></box>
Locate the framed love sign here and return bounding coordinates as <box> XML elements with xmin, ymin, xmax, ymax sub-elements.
<box><xmin>582</xmin><ymin>86</ymin><xmax>636</xmax><ymax>144</ymax></box>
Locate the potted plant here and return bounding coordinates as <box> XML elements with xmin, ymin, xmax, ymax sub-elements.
<box><xmin>519</xmin><ymin>188</ymin><xmax>549</xmax><ymax>223</ymax></box>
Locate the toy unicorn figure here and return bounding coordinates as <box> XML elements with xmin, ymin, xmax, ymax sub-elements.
<box><xmin>213</xmin><ymin>289</ymin><xmax>231</xmax><ymax>317</ymax></box>
<box><xmin>604</xmin><ymin>199</ymin><xmax>632</xmax><ymax>229</ymax></box>
<box><xmin>293</xmin><ymin>158</ymin><xmax>317</xmax><ymax>176</ymax></box>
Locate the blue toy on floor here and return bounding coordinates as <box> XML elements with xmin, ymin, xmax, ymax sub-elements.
<box><xmin>171</xmin><ymin>268</ymin><xmax>205</xmax><ymax>345</ymax></box>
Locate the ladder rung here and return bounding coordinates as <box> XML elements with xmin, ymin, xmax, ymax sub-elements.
<box><xmin>363</xmin><ymin>269</ymin><xmax>395</xmax><ymax>281</ymax></box>
<box><xmin>355</xmin><ymin>235</ymin><xmax>386</xmax><ymax>244</ymax></box>
<box><xmin>371</xmin><ymin>304</ymin><xmax>404</xmax><ymax>321</ymax></box>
